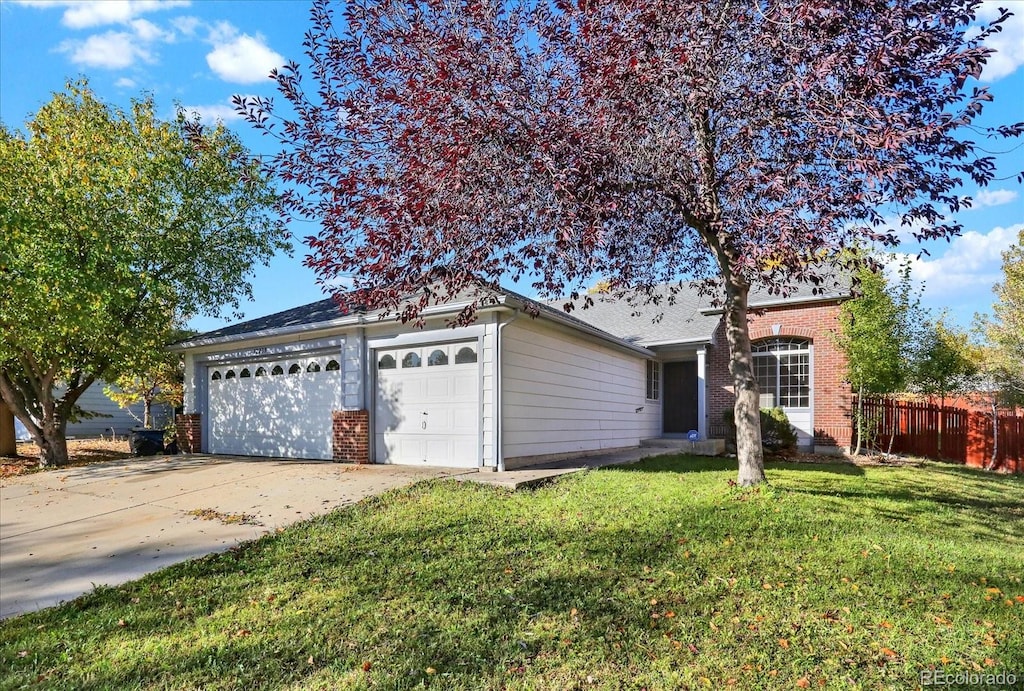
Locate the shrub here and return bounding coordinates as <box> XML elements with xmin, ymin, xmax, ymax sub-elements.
<box><xmin>722</xmin><ymin>407</ymin><xmax>799</xmax><ymax>455</ymax></box>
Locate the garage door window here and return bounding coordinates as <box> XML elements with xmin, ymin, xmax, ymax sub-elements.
<box><xmin>326</xmin><ymin>360</ymin><xmax>340</xmax><ymax>371</ymax></box>
<box><xmin>211</xmin><ymin>370</ymin><xmax>222</xmax><ymax>381</ymax></box>
<box><xmin>455</xmin><ymin>346</ymin><xmax>477</xmax><ymax>364</ymax></box>
<box><xmin>402</xmin><ymin>352</ymin><xmax>421</xmax><ymax>368</ymax></box>
<box><xmin>271</xmin><ymin>365</ymin><xmax>284</xmax><ymax>375</ymax></box>
<box><xmin>378</xmin><ymin>354</ymin><xmax>396</xmax><ymax>370</ymax></box>
<box><xmin>428</xmin><ymin>349</ymin><xmax>448</xmax><ymax>366</ymax></box>
<box><xmin>240</xmin><ymin>368</ymin><xmax>251</xmax><ymax>378</ymax></box>
<box><xmin>307</xmin><ymin>362</ymin><xmax>321</xmax><ymax>373</ymax></box>
<box><xmin>288</xmin><ymin>364</ymin><xmax>301</xmax><ymax>374</ymax></box>
<box><xmin>225</xmin><ymin>370</ymin><xmax>236</xmax><ymax>379</ymax></box>
<box><xmin>255</xmin><ymin>367</ymin><xmax>267</xmax><ymax>377</ymax></box>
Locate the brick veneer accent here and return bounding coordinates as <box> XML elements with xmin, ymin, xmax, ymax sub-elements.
<box><xmin>175</xmin><ymin>413</ymin><xmax>202</xmax><ymax>454</ymax></box>
<box><xmin>706</xmin><ymin>300</ymin><xmax>853</xmax><ymax>448</ymax></box>
<box><xmin>333</xmin><ymin>410</ymin><xmax>370</xmax><ymax>463</ymax></box>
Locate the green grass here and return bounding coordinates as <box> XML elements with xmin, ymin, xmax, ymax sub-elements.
<box><xmin>2</xmin><ymin>456</ymin><xmax>1022</xmax><ymax>690</ymax></box>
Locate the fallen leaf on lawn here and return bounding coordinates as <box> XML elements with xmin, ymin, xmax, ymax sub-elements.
<box><xmin>796</xmin><ymin>677</ymin><xmax>811</xmax><ymax>688</ymax></box>
<box><xmin>665</xmin><ymin>611</ymin><xmax>676</xmax><ymax>618</ymax></box>
<box><xmin>984</xmin><ymin>658</ymin><xmax>996</xmax><ymax>667</ymax></box>
<box><xmin>117</xmin><ymin>619</ymin><xmax>127</xmax><ymax>627</ymax></box>
<box><xmin>688</xmin><ymin>643</ymin><xmax>699</xmax><ymax>654</ymax></box>
<box><xmin>307</xmin><ymin>656</ymin><xmax>314</xmax><ymax>664</ymax></box>
<box><xmin>778</xmin><ymin>638</ymin><xmax>790</xmax><ymax>649</ymax></box>
<box><xmin>234</xmin><ymin>629</ymin><xmax>251</xmax><ymax>638</ymax></box>
<box><xmin>1015</xmin><ymin>595</ymin><xmax>1024</xmax><ymax>603</ymax></box>
<box><xmin>940</xmin><ymin>655</ymin><xmax>951</xmax><ymax>664</ymax></box>
<box><xmin>880</xmin><ymin>648</ymin><xmax>897</xmax><ymax>658</ymax></box>
<box><xmin>570</xmin><ymin>608</ymin><xmax>578</xmax><ymax>617</ymax></box>
<box><xmin>878</xmin><ymin>621</ymin><xmax>893</xmax><ymax>629</ymax></box>
<box><xmin>426</xmin><ymin>667</ymin><xmax>436</xmax><ymax>675</ymax></box>
<box><xmin>986</xmin><ymin>587</ymin><xmax>1002</xmax><ymax>594</ymax></box>
<box><xmin>362</xmin><ymin>661</ymin><xmax>372</xmax><ymax>672</ymax></box>
<box><xmin>767</xmin><ymin>670</ymin><xmax>778</xmax><ymax>677</ymax></box>
<box><xmin>17</xmin><ymin>651</ymin><xmax>28</xmax><ymax>658</ymax></box>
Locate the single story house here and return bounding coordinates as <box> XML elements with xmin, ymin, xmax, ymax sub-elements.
<box><xmin>172</xmin><ymin>282</ymin><xmax>853</xmax><ymax>470</ymax></box>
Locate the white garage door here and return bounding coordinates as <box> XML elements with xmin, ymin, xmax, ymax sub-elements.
<box><xmin>375</xmin><ymin>341</ymin><xmax>480</xmax><ymax>467</ymax></box>
<box><xmin>208</xmin><ymin>355</ymin><xmax>343</xmax><ymax>460</ymax></box>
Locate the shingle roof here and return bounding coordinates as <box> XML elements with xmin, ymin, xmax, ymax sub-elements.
<box><xmin>551</xmin><ymin>280</ymin><xmax>852</xmax><ymax>346</ymax></box>
<box><xmin>179</xmin><ymin>277</ymin><xmax>850</xmax><ymax>349</ymax></box>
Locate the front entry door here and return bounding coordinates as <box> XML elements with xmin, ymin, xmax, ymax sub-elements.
<box><xmin>663</xmin><ymin>361</ymin><xmax>699</xmax><ymax>434</ymax></box>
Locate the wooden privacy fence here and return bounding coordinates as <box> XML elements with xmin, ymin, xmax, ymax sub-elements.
<box><xmin>856</xmin><ymin>397</ymin><xmax>1023</xmax><ymax>474</ymax></box>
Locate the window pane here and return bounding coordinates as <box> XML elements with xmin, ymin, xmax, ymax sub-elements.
<box><xmin>326</xmin><ymin>360</ymin><xmax>340</xmax><ymax>371</ymax></box>
<box><xmin>754</xmin><ymin>355</ymin><xmax>778</xmax><ymax>408</ymax></box>
<box><xmin>225</xmin><ymin>370</ymin><xmax>236</xmax><ymax>380</ymax></box>
<box><xmin>428</xmin><ymin>349</ymin><xmax>448</xmax><ymax>366</ymax></box>
<box><xmin>402</xmin><ymin>352</ymin><xmax>421</xmax><ymax>368</ymax></box>
<box><xmin>378</xmin><ymin>354</ymin><xmax>396</xmax><ymax>370</ymax></box>
<box><xmin>779</xmin><ymin>354</ymin><xmax>810</xmax><ymax>407</ymax></box>
<box><xmin>646</xmin><ymin>360</ymin><xmax>659</xmax><ymax>400</ymax></box>
<box><xmin>307</xmin><ymin>362</ymin><xmax>321</xmax><ymax>373</ymax></box>
<box><xmin>255</xmin><ymin>367</ymin><xmax>267</xmax><ymax>377</ymax></box>
<box><xmin>211</xmin><ymin>370</ymin><xmax>222</xmax><ymax>381</ymax></box>
<box><xmin>454</xmin><ymin>346</ymin><xmax>477</xmax><ymax>364</ymax></box>
<box><xmin>240</xmin><ymin>368</ymin><xmax>251</xmax><ymax>378</ymax></box>
<box><xmin>271</xmin><ymin>365</ymin><xmax>284</xmax><ymax>376</ymax></box>
<box><xmin>288</xmin><ymin>364</ymin><xmax>301</xmax><ymax>375</ymax></box>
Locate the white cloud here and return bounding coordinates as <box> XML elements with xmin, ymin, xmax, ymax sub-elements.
<box><xmin>58</xmin><ymin>31</ymin><xmax>153</xmax><ymax>69</ymax></box>
<box><xmin>130</xmin><ymin>18</ymin><xmax>173</xmax><ymax>43</ymax></box>
<box><xmin>115</xmin><ymin>77</ymin><xmax>137</xmax><ymax>88</ymax></box>
<box><xmin>890</xmin><ymin>223</ymin><xmax>1022</xmax><ymax>298</ymax></box>
<box><xmin>973</xmin><ymin>188</ymin><xmax>1019</xmax><ymax>208</ymax></box>
<box><xmin>16</xmin><ymin>0</ymin><xmax>190</xmax><ymax>29</ymax></box>
<box><xmin>206</xmin><ymin>32</ymin><xmax>284</xmax><ymax>84</ymax></box>
<box><xmin>975</xmin><ymin>1</ymin><xmax>1024</xmax><ymax>81</ymax></box>
<box><xmin>170</xmin><ymin>15</ymin><xmax>201</xmax><ymax>37</ymax></box>
<box><xmin>180</xmin><ymin>103</ymin><xmax>243</xmax><ymax>125</ymax></box>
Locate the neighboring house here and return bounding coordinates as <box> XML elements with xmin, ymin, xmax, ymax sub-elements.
<box><xmin>172</xmin><ymin>281</ymin><xmax>853</xmax><ymax>470</ymax></box>
<box><xmin>11</xmin><ymin>382</ymin><xmax>173</xmax><ymax>441</ymax></box>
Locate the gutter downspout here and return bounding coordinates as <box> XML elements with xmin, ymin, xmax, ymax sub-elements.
<box><xmin>495</xmin><ymin>308</ymin><xmax>521</xmax><ymax>472</ymax></box>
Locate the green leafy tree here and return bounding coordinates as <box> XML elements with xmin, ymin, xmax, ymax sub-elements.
<box><xmin>0</xmin><ymin>82</ymin><xmax>290</xmax><ymax>467</ymax></box>
<box><xmin>985</xmin><ymin>227</ymin><xmax>1024</xmax><ymax>409</ymax></box>
<box><xmin>835</xmin><ymin>257</ymin><xmax>924</xmax><ymax>454</ymax></box>
<box><xmin>912</xmin><ymin>314</ymin><xmax>978</xmax><ymax>456</ymax></box>
<box><xmin>103</xmin><ymin>329</ymin><xmax>196</xmax><ymax>430</ymax></box>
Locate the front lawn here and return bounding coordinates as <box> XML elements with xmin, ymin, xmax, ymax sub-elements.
<box><xmin>1</xmin><ymin>456</ymin><xmax>1021</xmax><ymax>690</ymax></box>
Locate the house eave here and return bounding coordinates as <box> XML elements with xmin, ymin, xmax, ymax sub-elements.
<box><xmin>699</xmin><ymin>293</ymin><xmax>851</xmax><ymax>316</ymax></box>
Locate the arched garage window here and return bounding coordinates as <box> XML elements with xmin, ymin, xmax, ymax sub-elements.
<box><xmin>307</xmin><ymin>362</ymin><xmax>321</xmax><ymax>373</ymax></box>
<box><xmin>211</xmin><ymin>370</ymin><xmax>222</xmax><ymax>381</ymax></box>
<box><xmin>752</xmin><ymin>338</ymin><xmax>810</xmax><ymax>408</ymax></box>
<box><xmin>378</xmin><ymin>354</ymin><xmax>396</xmax><ymax>370</ymax></box>
<box><xmin>271</xmin><ymin>365</ymin><xmax>284</xmax><ymax>376</ymax></box>
<box><xmin>326</xmin><ymin>360</ymin><xmax>340</xmax><ymax>371</ymax></box>
<box><xmin>225</xmin><ymin>370</ymin><xmax>236</xmax><ymax>380</ymax></box>
<box><xmin>240</xmin><ymin>368</ymin><xmax>251</xmax><ymax>378</ymax></box>
<box><xmin>454</xmin><ymin>346</ymin><xmax>477</xmax><ymax>364</ymax></box>
<box><xmin>288</xmin><ymin>364</ymin><xmax>302</xmax><ymax>375</ymax></box>
<box><xmin>255</xmin><ymin>367</ymin><xmax>267</xmax><ymax>377</ymax></box>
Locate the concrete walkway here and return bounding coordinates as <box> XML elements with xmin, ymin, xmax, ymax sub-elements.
<box><xmin>0</xmin><ymin>456</ymin><xmax>462</xmax><ymax>619</ymax></box>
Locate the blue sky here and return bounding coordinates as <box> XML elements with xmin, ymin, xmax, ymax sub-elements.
<box><xmin>1</xmin><ymin>0</ymin><xmax>1021</xmax><ymax>334</ymax></box>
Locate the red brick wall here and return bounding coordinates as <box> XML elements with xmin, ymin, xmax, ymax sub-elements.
<box><xmin>332</xmin><ymin>410</ymin><xmax>370</xmax><ymax>463</ymax></box>
<box><xmin>706</xmin><ymin>300</ymin><xmax>852</xmax><ymax>448</ymax></box>
<box><xmin>175</xmin><ymin>413</ymin><xmax>202</xmax><ymax>453</ymax></box>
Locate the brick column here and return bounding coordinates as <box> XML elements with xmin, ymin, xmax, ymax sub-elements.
<box><xmin>176</xmin><ymin>413</ymin><xmax>202</xmax><ymax>454</ymax></box>
<box><xmin>333</xmin><ymin>410</ymin><xmax>370</xmax><ymax>463</ymax></box>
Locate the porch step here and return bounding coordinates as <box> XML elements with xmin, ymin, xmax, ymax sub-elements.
<box><xmin>641</xmin><ymin>438</ymin><xmax>726</xmax><ymax>457</ymax></box>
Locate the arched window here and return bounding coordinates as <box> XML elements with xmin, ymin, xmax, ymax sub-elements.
<box><xmin>752</xmin><ymin>338</ymin><xmax>811</xmax><ymax>408</ymax></box>
<box><xmin>454</xmin><ymin>346</ymin><xmax>477</xmax><ymax>364</ymax></box>
<box><xmin>428</xmin><ymin>349</ymin><xmax>448</xmax><ymax>366</ymax></box>
<box><xmin>326</xmin><ymin>360</ymin><xmax>340</xmax><ymax>371</ymax></box>
<box><xmin>402</xmin><ymin>352</ymin><xmax>421</xmax><ymax>368</ymax></box>
<box><xmin>255</xmin><ymin>367</ymin><xmax>267</xmax><ymax>377</ymax></box>
<box><xmin>240</xmin><ymin>368</ymin><xmax>251</xmax><ymax>378</ymax></box>
<box><xmin>225</xmin><ymin>370</ymin><xmax>236</xmax><ymax>379</ymax></box>
<box><xmin>271</xmin><ymin>365</ymin><xmax>284</xmax><ymax>376</ymax></box>
<box><xmin>307</xmin><ymin>362</ymin><xmax>321</xmax><ymax>373</ymax></box>
<box><xmin>378</xmin><ymin>354</ymin><xmax>396</xmax><ymax>370</ymax></box>
<box><xmin>288</xmin><ymin>364</ymin><xmax>302</xmax><ymax>375</ymax></box>
<box><xmin>211</xmin><ymin>370</ymin><xmax>222</xmax><ymax>381</ymax></box>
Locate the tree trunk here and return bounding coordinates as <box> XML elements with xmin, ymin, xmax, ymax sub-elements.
<box><xmin>0</xmin><ymin>400</ymin><xmax>16</xmax><ymax>457</ymax></box>
<box><xmin>723</xmin><ymin>275</ymin><xmax>766</xmax><ymax>486</ymax></box>
<box><xmin>143</xmin><ymin>397</ymin><xmax>153</xmax><ymax>429</ymax></box>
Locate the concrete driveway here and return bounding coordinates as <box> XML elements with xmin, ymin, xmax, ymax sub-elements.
<box><xmin>0</xmin><ymin>455</ymin><xmax>467</xmax><ymax>619</ymax></box>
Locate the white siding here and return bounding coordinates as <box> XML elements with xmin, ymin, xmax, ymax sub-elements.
<box><xmin>501</xmin><ymin>318</ymin><xmax>661</xmax><ymax>465</ymax></box>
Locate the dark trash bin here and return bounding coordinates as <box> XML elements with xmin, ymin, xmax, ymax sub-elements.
<box><xmin>130</xmin><ymin>428</ymin><xmax>165</xmax><ymax>456</ymax></box>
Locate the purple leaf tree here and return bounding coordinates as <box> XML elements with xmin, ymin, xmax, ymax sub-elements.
<box><xmin>241</xmin><ymin>0</ymin><xmax>1022</xmax><ymax>485</ymax></box>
